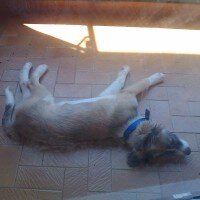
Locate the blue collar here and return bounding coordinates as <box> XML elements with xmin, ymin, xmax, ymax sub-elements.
<box><xmin>123</xmin><ymin>109</ymin><xmax>150</xmax><ymax>140</ymax></box>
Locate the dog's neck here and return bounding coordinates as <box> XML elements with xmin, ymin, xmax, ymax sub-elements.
<box><xmin>123</xmin><ymin>109</ymin><xmax>150</xmax><ymax>140</ymax></box>
<box><xmin>125</xmin><ymin>121</ymin><xmax>152</xmax><ymax>148</ymax></box>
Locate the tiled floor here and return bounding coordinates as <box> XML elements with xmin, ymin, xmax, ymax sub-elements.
<box><xmin>0</xmin><ymin>16</ymin><xmax>200</xmax><ymax>200</ymax></box>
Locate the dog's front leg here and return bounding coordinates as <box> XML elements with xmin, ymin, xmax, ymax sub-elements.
<box><xmin>125</xmin><ymin>73</ymin><xmax>165</xmax><ymax>95</ymax></box>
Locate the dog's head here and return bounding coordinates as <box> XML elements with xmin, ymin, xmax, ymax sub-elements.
<box><xmin>127</xmin><ymin>122</ymin><xmax>191</xmax><ymax>167</ymax></box>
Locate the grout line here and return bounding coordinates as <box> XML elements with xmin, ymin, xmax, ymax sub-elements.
<box><xmin>52</xmin><ymin>58</ymin><xmax>60</xmax><ymax>96</ymax></box>
<box><xmin>110</xmin><ymin>148</ymin><xmax>113</xmax><ymax>192</ymax></box>
<box><xmin>0</xmin><ymin>185</ymin><xmax>62</xmax><ymax>192</ymax></box>
<box><xmin>13</xmin><ymin>145</ymin><xmax>23</xmax><ymax>187</ymax></box>
<box><xmin>18</xmin><ymin>164</ymin><xmax>88</xmax><ymax>168</ymax></box>
<box><xmin>61</xmin><ymin>168</ymin><xmax>66</xmax><ymax>200</ymax></box>
<box><xmin>87</xmin><ymin>149</ymin><xmax>90</xmax><ymax>192</ymax></box>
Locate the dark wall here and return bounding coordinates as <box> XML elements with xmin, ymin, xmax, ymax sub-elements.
<box><xmin>0</xmin><ymin>0</ymin><xmax>200</xmax><ymax>29</ymax></box>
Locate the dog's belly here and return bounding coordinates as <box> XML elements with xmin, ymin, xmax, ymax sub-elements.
<box><xmin>13</xmin><ymin>95</ymin><xmax>138</xmax><ymax>146</ymax></box>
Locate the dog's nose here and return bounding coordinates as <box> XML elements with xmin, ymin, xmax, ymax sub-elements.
<box><xmin>184</xmin><ymin>147</ymin><xmax>191</xmax><ymax>155</ymax></box>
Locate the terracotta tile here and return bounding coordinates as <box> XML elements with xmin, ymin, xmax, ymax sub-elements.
<box><xmin>28</xmin><ymin>46</ymin><xmax>47</xmax><ymax>58</ymax></box>
<box><xmin>46</xmin><ymin>47</ymin><xmax>76</xmax><ymax>58</ymax></box>
<box><xmin>54</xmin><ymin>84</ymin><xmax>92</xmax><ymax>98</ymax></box>
<box><xmin>15</xmin><ymin>166</ymin><xmax>65</xmax><ymax>190</ymax></box>
<box><xmin>0</xmin><ymin>36</ymin><xmax>31</xmax><ymax>46</ymax></box>
<box><xmin>94</xmin><ymin>59</ymin><xmax>125</xmax><ymax>73</ymax></box>
<box><xmin>7</xmin><ymin>57</ymin><xmax>27</xmax><ymax>69</ymax></box>
<box><xmin>197</xmin><ymin>134</ymin><xmax>200</xmax><ymax>151</ymax></box>
<box><xmin>63</xmin><ymin>168</ymin><xmax>88</xmax><ymax>199</ymax></box>
<box><xmin>167</xmin><ymin>87</ymin><xmax>189</xmax><ymax>116</ymax></box>
<box><xmin>85</xmin><ymin>192</ymin><xmax>137</xmax><ymax>200</ymax></box>
<box><xmin>75</xmin><ymin>71</ymin><xmax>111</xmax><ymax>84</ymax></box>
<box><xmin>160</xmin><ymin>73</ymin><xmax>184</xmax><ymax>87</ymax></box>
<box><xmin>0</xmin><ymin>126</ymin><xmax>16</xmax><ymax>145</ymax></box>
<box><xmin>0</xmin><ymin>96</ymin><xmax>6</xmax><ymax>120</ymax></box>
<box><xmin>159</xmin><ymin>171</ymin><xmax>186</xmax><ymax>197</ymax></box>
<box><xmin>88</xmin><ymin>149</ymin><xmax>112</xmax><ymax>192</ymax></box>
<box><xmin>40</xmin><ymin>70</ymin><xmax>57</xmax><ymax>93</ymax></box>
<box><xmin>137</xmin><ymin>193</ymin><xmax>161</xmax><ymax>200</ymax></box>
<box><xmin>0</xmin><ymin>188</ymin><xmax>38</xmax><ymax>200</ymax></box>
<box><xmin>142</xmin><ymin>55</ymin><xmax>164</xmax><ymax>74</ymax></box>
<box><xmin>2</xmin><ymin>24</ymin><xmax>19</xmax><ymax>36</ymax></box>
<box><xmin>144</xmin><ymin>86</ymin><xmax>168</xmax><ymax>101</ymax></box>
<box><xmin>182</xmin><ymin>74</ymin><xmax>200</xmax><ymax>87</ymax></box>
<box><xmin>175</xmin><ymin>133</ymin><xmax>198</xmax><ymax>152</ymax></box>
<box><xmin>181</xmin><ymin>152</ymin><xmax>200</xmax><ymax>180</ymax></box>
<box><xmin>43</xmin><ymin>149</ymin><xmax>88</xmax><ymax>167</ymax></box>
<box><xmin>162</xmin><ymin>55</ymin><xmax>199</xmax><ymax>74</ymax></box>
<box><xmin>188</xmin><ymin>101</ymin><xmax>200</xmax><ymax>116</ymax></box>
<box><xmin>157</xmin><ymin>157</ymin><xmax>181</xmax><ymax>172</ymax></box>
<box><xmin>46</xmin><ymin>37</ymin><xmax>66</xmax><ymax>48</ymax></box>
<box><xmin>28</xmin><ymin>57</ymin><xmax>60</xmax><ymax>71</ymax></box>
<box><xmin>11</xmin><ymin>46</ymin><xmax>29</xmax><ymax>57</ymax></box>
<box><xmin>0</xmin><ymin>146</ymin><xmax>22</xmax><ymax>187</ymax></box>
<box><xmin>76</xmin><ymin>56</ymin><xmax>95</xmax><ymax>71</ymax></box>
<box><xmin>127</xmin><ymin>70</ymin><xmax>149</xmax><ymax>85</ymax></box>
<box><xmin>0</xmin><ymin>82</ymin><xmax>17</xmax><ymax>95</ymax></box>
<box><xmin>112</xmin><ymin>170</ymin><xmax>160</xmax><ymax>193</ymax></box>
<box><xmin>57</xmin><ymin>58</ymin><xmax>76</xmax><ymax>83</ymax></box>
<box><xmin>29</xmin><ymin>37</ymin><xmax>48</xmax><ymax>48</ymax></box>
<box><xmin>160</xmin><ymin>171</ymin><xmax>183</xmax><ymax>185</ymax></box>
<box><xmin>20</xmin><ymin>147</ymin><xmax>43</xmax><ymax>166</ymax></box>
<box><xmin>0</xmin><ymin>57</ymin><xmax>9</xmax><ymax>73</ymax></box>
<box><xmin>150</xmin><ymin>100</ymin><xmax>173</xmax><ymax>131</ymax></box>
<box><xmin>111</xmin><ymin>148</ymin><xmax>131</xmax><ymax>170</ymax></box>
<box><xmin>172</xmin><ymin>116</ymin><xmax>200</xmax><ymax>133</ymax></box>
<box><xmin>184</xmin><ymin>86</ymin><xmax>200</xmax><ymax>101</ymax></box>
<box><xmin>0</xmin><ymin>46</ymin><xmax>13</xmax><ymax>57</ymax></box>
<box><xmin>1</xmin><ymin>70</ymin><xmax>20</xmax><ymax>81</ymax></box>
<box><xmin>38</xmin><ymin>190</ymin><xmax>62</xmax><ymax>200</ymax></box>
<box><xmin>91</xmin><ymin>84</ymin><xmax>108</xmax><ymax>97</ymax></box>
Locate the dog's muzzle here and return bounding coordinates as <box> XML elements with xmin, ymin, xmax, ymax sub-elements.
<box><xmin>180</xmin><ymin>139</ymin><xmax>191</xmax><ymax>155</ymax></box>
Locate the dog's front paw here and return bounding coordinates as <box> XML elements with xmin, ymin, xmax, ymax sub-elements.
<box><xmin>148</xmin><ymin>72</ymin><xmax>165</xmax><ymax>85</ymax></box>
<box><xmin>118</xmin><ymin>65</ymin><xmax>130</xmax><ymax>77</ymax></box>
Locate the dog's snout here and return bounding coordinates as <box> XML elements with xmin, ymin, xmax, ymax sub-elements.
<box><xmin>184</xmin><ymin>147</ymin><xmax>191</xmax><ymax>155</ymax></box>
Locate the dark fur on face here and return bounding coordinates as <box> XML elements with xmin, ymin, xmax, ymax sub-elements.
<box><xmin>127</xmin><ymin>122</ymin><xmax>191</xmax><ymax>167</ymax></box>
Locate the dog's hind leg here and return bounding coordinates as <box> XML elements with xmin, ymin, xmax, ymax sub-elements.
<box><xmin>30</xmin><ymin>64</ymin><xmax>48</xmax><ymax>86</ymax></box>
<box><xmin>125</xmin><ymin>73</ymin><xmax>165</xmax><ymax>95</ymax></box>
<box><xmin>99</xmin><ymin>66</ymin><xmax>130</xmax><ymax>96</ymax></box>
<box><xmin>29</xmin><ymin>64</ymin><xmax>54</xmax><ymax>101</ymax></box>
<box><xmin>19</xmin><ymin>62</ymin><xmax>32</xmax><ymax>99</ymax></box>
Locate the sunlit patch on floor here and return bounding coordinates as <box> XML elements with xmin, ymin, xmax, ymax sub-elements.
<box><xmin>94</xmin><ymin>26</ymin><xmax>200</xmax><ymax>54</ymax></box>
<box><xmin>24</xmin><ymin>24</ymin><xmax>89</xmax><ymax>49</ymax></box>
<box><xmin>24</xmin><ymin>24</ymin><xmax>200</xmax><ymax>55</ymax></box>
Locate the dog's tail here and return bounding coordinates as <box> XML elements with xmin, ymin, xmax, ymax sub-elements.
<box><xmin>2</xmin><ymin>87</ymin><xmax>15</xmax><ymax>138</ymax></box>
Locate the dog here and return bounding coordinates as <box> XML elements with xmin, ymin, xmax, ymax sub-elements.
<box><xmin>2</xmin><ymin>62</ymin><xmax>191</xmax><ymax>167</ymax></box>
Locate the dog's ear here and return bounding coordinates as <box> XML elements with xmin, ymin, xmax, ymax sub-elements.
<box><xmin>127</xmin><ymin>150</ymin><xmax>144</xmax><ymax>167</ymax></box>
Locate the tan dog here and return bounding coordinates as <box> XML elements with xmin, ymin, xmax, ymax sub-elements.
<box><xmin>2</xmin><ymin>63</ymin><xmax>191</xmax><ymax>167</ymax></box>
